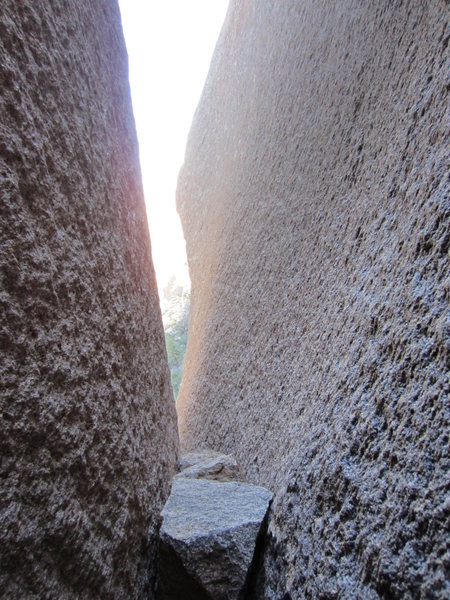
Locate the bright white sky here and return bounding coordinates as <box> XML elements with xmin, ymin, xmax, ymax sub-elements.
<box><xmin>118</xmin><ymin>1</ymin><xmax>229</xmax><ymax>294</ymax></box>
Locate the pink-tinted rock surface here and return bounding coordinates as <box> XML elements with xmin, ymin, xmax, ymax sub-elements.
<box><xmin>177</xmin><ymin>1</ymin><xmax>449</xmax><ymax>597</ymax></box>
<box><xmin>0</xmin><ymin>1</ymin><xmax>178</xmax><ymax>597</ymax></box>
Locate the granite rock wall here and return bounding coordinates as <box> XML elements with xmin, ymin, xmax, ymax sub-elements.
<box><xmin>0</xmin><ymin>1</ymin><xmax>178</xmax><ymax>597</ymax></box>
<box><xmin>177</xmin><ymin>1</ymin><xmax>449</xmax><ymax>597</ymax></box>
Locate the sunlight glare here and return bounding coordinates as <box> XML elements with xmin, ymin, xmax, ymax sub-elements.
<box><xmin>118</xmin><ymin>0</ymin><xmax>229</xmax><ymax>294</ymax></box>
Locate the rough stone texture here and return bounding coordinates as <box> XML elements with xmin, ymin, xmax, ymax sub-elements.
<box><xmin>177</xmin><ymin>1</ymin><xmax>449</xmax><ymax>598</ymax></box>
<box><xmin>177</xmin><ymin>449</ymin><xmax>244</xmax><ymax>481</ymax></box>
<box><xmin>159</xmin><ymin>476</ymin><xmax>273</xmax><ymax>599</ymax></box>
<box><xmin>0</xmin><ymin>1</ymin><xmax>178</xmax><ymax>598</ymax></box>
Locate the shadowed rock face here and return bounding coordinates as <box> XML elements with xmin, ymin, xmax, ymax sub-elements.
<box><xmin>0</xmin><ymin>1</ymin><xmax>178</xmax><ymax>598</ymax></box>
<box><xmin>177</xmin><ymin>1</ymin><xmax>449</xmax><ymax>597</ymax></box>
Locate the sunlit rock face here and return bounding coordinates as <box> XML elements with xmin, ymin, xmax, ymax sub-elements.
<box><xmin>0</xmin><ymin>1</ymin><xmax>178</xmax><ymax>597</ymax></box>
<box><xmin>177</xmin><ymin>1</ymin><xmax>449</xmax><ymax>597</ymax></box>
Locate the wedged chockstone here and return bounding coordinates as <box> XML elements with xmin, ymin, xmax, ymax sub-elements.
<box><xmin>158</xmin><ymin>477</ymin><xmax>273</xmax><ymax>600</ymax></box>
<box><xmin>177</xmin><ymin>449</ymin><xmax>245</xmax><ymax>481</ymax></box>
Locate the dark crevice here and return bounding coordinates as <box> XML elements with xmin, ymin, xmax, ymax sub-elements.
<box><xmin>156</xmin><ymin>539</ymin><xmax>213</xmax><ymax>600</ymax></box>
<box><xmin>241</xmin><ymin>503</ymin><xmax>272</xmax><ymax>599</ymax></box>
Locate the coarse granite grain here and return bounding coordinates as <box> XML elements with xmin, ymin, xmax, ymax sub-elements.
<box><xmin>0</xmin><ymin>1</ymin><xmax>178</xmax><ymax>598</ymax></box>
<box><xmin>177</xmin><ymin>1</ymin><xmax>449</xmax><ymax>597</ymax></box>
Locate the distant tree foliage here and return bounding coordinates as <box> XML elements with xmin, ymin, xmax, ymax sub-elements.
<box><xmin>162</xmin><ymin>277</ymin><xmax>190</xmax><ymax>399</ymax></box>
